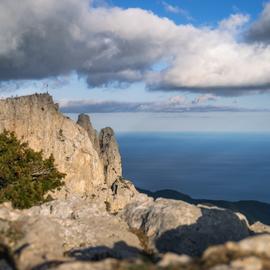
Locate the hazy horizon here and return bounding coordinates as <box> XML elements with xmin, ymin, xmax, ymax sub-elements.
<box><xmin>66</xmin><ymin>112</ymin><xmax>270</xmax><ymax>133</ymax></box>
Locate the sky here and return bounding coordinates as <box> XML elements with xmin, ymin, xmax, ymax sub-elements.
<box><xmin>0</xmin><ymin>0</ymin><xmax>270</xmax><ymax>132</ymax></box>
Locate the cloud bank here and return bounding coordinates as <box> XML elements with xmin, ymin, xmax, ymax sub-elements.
<box><xmin>60</xmin><ymin>95</ymin><xmax>259</xmax><ymax>113</ymax></box>
<box><xmin>1</xmin><ymin>0</ymin><xmax>270</xmax><ymax>95</ymax></box>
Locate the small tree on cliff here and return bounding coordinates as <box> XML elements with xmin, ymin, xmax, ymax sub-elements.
<box><xmin>0</xmin><ymin>130</ymin><xmax>65</xmax><ymax>209</ymax></box>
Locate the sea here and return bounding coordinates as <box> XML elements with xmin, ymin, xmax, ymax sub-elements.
<box><xmin>116</xmin><ymin>132</ymin><xmax>270</xmax><ymax>203</ymax></box>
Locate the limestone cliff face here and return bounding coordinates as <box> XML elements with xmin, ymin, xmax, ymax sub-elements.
<box><xmin>0</xmin><ymin>94</ymin><xmax>107</xmax><ymax>195</ymax></box>
<box><xmin>99</xmin><ymin>127</ymin><xmax>122</xmax><ymax>187</ymax></box>
<box><xmin>77</xmin><ymin>113</ymin><xmax>122</xmax><ymax>188</ymax></box>
<box><xmin>77</xmin><ymin>113</ymin><xmax>100</xmax><ymax>154</ymax></box>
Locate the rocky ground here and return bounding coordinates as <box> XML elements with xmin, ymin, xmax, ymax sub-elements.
<box><xmin>1</xmin><ymin>192</ymin><xmax>270</xmax><ymax>270</ymax></box>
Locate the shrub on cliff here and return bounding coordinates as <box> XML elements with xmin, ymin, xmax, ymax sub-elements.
<box><xmin>0</xmin><ymin>130</ymin><xmax>65</xmax><ymax>209</ymax></box>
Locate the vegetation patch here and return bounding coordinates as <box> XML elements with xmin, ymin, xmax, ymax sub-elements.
<box><xmin>0</xmin><ymin>130</ymin><xmax>65</xmax><ymax>209</ymax></box>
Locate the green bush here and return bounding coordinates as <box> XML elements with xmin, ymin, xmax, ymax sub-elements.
<box><xmin>0</xmin><ymin>130</ymin><xmax>65</xmax><ymax>209</ymax></box>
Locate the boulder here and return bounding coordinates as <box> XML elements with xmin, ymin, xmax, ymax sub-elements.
<box><xmin>122</xmin><ymin>197</ymin><xmax>250</xmax><ymax>256</ymax></box>
<box><xmin>249</xmin><ymin>221</ymin><xmax>270</xmax><ymax>234</ymax></box>
<box><xmin>158</xmin><ymin>253</ymin><xmax>192</xmax><ymax>267</ymax></box>
<box><xmin>105</xmin><ymin>178</ymin><xmax>139</xmax><ymax>214</ymax></box>
<box><xmin>202</xmin><ymin>235</ymin><xmax>270</xmax><ymax>270</ymax></box>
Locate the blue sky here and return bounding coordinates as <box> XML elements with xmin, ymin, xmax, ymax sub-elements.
<box><xmin>109</xmin><ymin>0</ymin><xmax>262</xmax><ymax>25</ymax></box>
<box><xmin>1</xmin><ymin>0</ymin><xmax>270</xmax><ymax>132</ymax></box>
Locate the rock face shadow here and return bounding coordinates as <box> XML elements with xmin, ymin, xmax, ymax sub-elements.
<box><xmin>67</xmin><ymin>241</ymin><xmax>143</xmax><ymax>261</ymax></box>
<box><xmin>31</xmin><ymin>241</ymin><xmax>144</xmax><ymax>270</ymax></box>
<box><xmin>0</xmin><ymin>243</ymin><xmax>17</xmax><ymax>270</ymax></box>
<box><xmin>155</xmin><ymin>207</ymin><xmax>251</xmax><ymax>256</ymax></box>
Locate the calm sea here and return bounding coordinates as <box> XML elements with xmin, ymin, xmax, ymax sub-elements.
<box><xmin>116</xmin><ymin>133</ymin><xmax>270</xmax><ymax>203</ymax></box>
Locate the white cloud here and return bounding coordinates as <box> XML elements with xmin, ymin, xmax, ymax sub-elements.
<box><xmin>162</xmin><ymin>1</ymin><xmax>193</xmax><ymax>20</ymax></box>
<box><xmin>0</xmin><ymin>0</ymin><xmax>270</xmax><ymax>96</ymax></box>
<box><xmin>146</xmin><ymin>18</ymin><xmax>270</xmax><ymax>95</ymax></box>
<box><xmin>168</xmin><ymin>95</ymin><xmax>187</xmax><ymax>105</ymax></box>
<box><xmin>219</xmin><ymin>14</ymin><xmax>250</xmax><ymax>32</ymax></box>
<box><xmin>59</xmin><ymin>95</ymin><xmax>260</xmax><ymax>113</ymax></box>
<box><xmin>192</xmin><ymin>94</ymin><xmax>218</xmax><ymax>105</ymax></box>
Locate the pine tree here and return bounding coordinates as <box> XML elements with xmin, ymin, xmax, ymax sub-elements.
<box><xmin>0</xmin><ymin>130</ymin><xmax>65</xmax><ymax>209</ymax></box>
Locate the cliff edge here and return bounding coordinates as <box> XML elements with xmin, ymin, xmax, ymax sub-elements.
<box><xmin>0</xmin><ymin>93</ymin><xmax>122</xmax><ymax>198</ymax></box>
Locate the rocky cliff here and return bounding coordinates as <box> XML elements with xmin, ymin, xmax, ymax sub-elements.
<box><xmin>76</xmin><ymin>113</ymin><xmax>100</xmax><ymax>154</ymax></box>
<box><xmin>99</xmin><ymin>127</ymin><xmax>122</xmax><ymax>187</ymax></box>
<box><xmin>0</xmin><ymin>94</ymin><xmax>122</xmax><ymax>198</ymax></box>
<box><xmin>76</xmin><ymin>113</ymin><xmax>122</xmax><ymax>188</ymax></box>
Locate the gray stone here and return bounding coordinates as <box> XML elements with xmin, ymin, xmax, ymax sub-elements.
<box><xmin>203</xmin><ymin>235</ymin><xmax>270</xmax><ymax>270</ymax></box>
<box><xmin>122</xmin><ymin>198</ymin><xmax>250</xmax><ymax>256</ymax></box>
<box><xmin>0</xmin><ymin>197</ymin><xmax>142</xmax><ymax>270</ymax></box>
<box><xmin>158</xmin><ymin>253</ymin><xmax>192</xmax><ymax>267</ymax></box>
<box><xmin>105</xmin><ymin>178</ymin><xmax>139</xmax><ymax>213</ymax></box>
<box><xmin>51</xmin><ymin>259</ymin><xmax>118</xmax><ymax>270</ymax></box>
<box><xmin>249</xmin><ymin>221</ymin><xmax>270</xmax><ymax>234</ymax></box>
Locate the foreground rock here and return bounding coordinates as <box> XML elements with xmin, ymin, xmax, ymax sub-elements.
<box><xmin>0</xmin><ymin>194</ymin><xmax>259</xmax><ymax>270</ymax></box>
<box><xmin>122</xmin><ymin>197</ymin><xmax>250</xmax><ymax>256</ymax></box>
<box><xmin>141</xmin><ymin>188</ymin><xmax>270</xmax><ymax>228</ymax></box>
<box><xmin>201</xmin><ymin>234</ymin><xmax>270</xmax><ymax>270</ymax></box>
<box><xmin>37</xmin><ymin>234</ymin><xmax>270</xmax><ymax>270</ymax></box>
<box><xmin>250</xmin><ymin>221</ymin><xmax>270</xmax><ymax>234</ymax></box>
<box><xmin>0</xmin><ymin>197</ymin><xmax>142</xmax><ymax>270</ymax></box>
<box><xmin>48</xmin><ymin>235</ymin><xmax>270</xmax><ymax>270</ymax></box>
